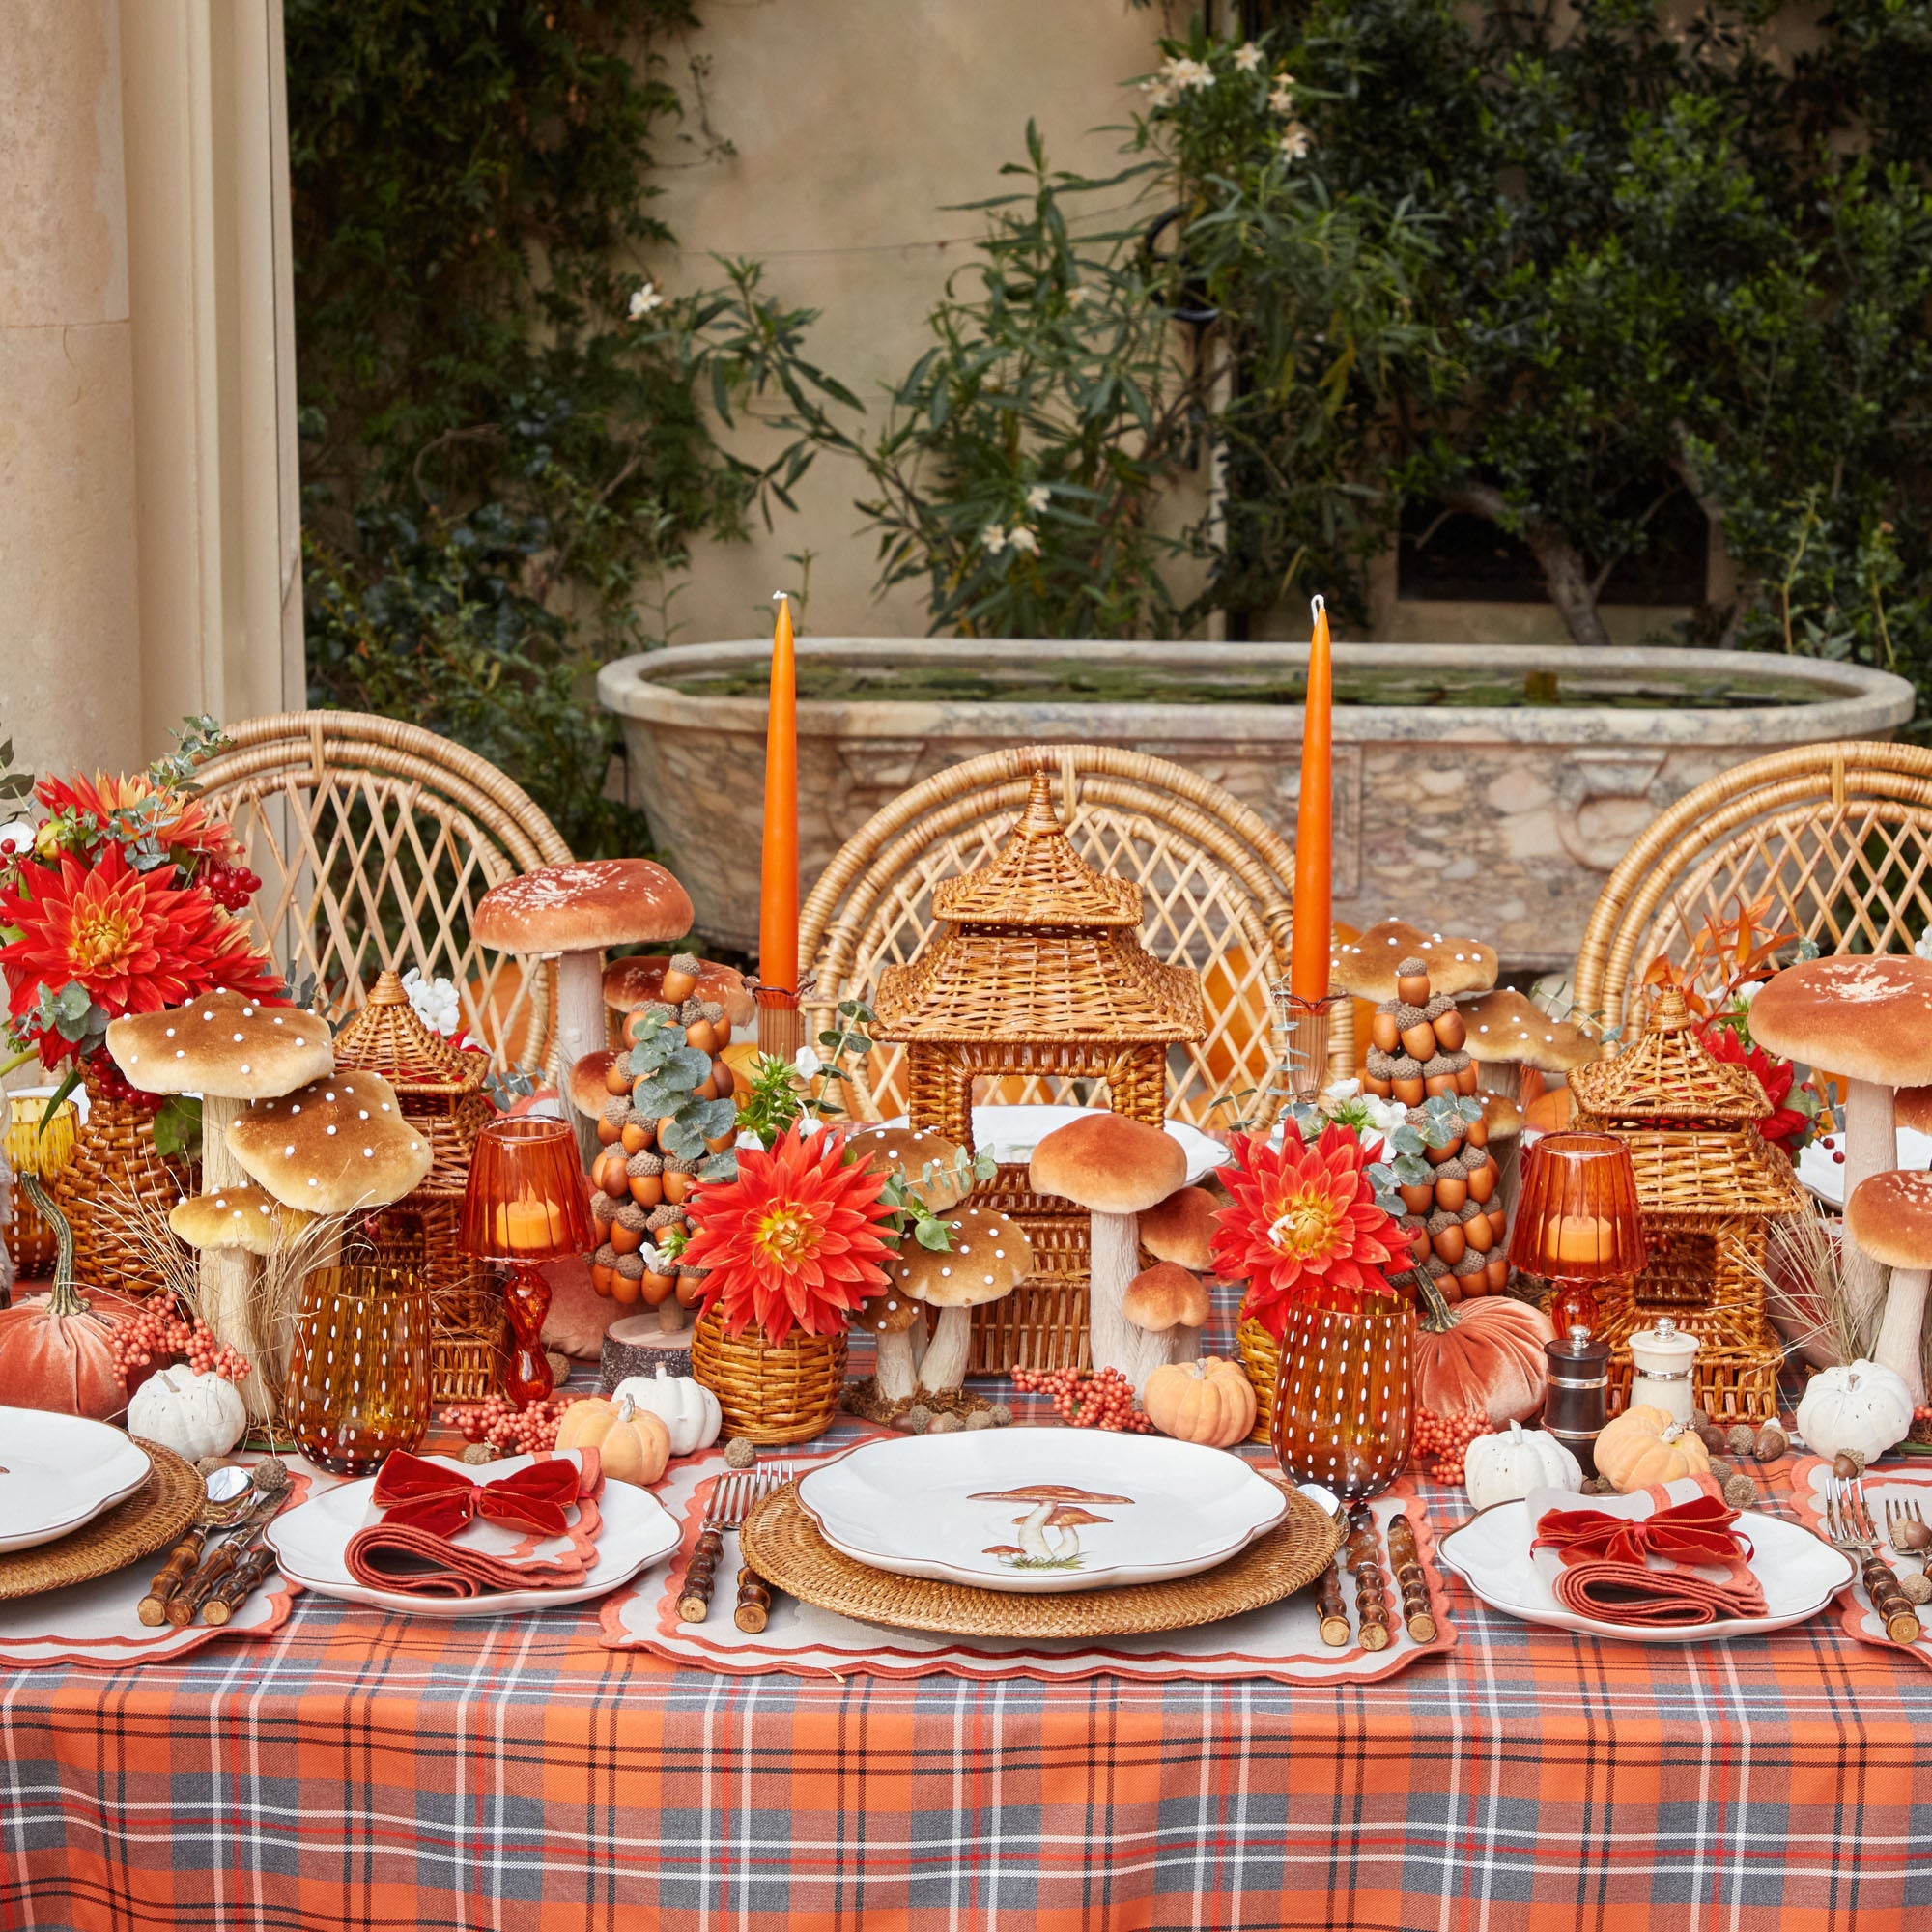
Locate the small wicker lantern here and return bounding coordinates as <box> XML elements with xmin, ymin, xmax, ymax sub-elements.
<box><xmin>331</xmin><ymin>971</ymin><xmax>504</xmax><ymax>1400</ymax></box>
<box><xmin>1565</xmin><ymin>987</ymin><xmax>1804</xmax><ymax>1422</ymax></box>
<box><xmin>871</xmin><ymin>772</ymin><xmax>1206</xmax><ymax>1371</ymax></box>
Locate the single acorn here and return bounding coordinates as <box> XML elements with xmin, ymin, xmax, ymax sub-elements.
<box><xmin>1483</xmin><ymin>1251</ymin><xmax>1510</xmax><ymax>1291</ymax></box>
<box><xmin>662</xmin><ymin>952</ymin><xmax>702</xmax><ymax>1003</ymax></box>
<box><xmin>1433</xmin><ymin>1006</ymin><xmax>1467</xmax><ymax>1052</ymax></box>
<box><xmin>606</xmin><ymin>1057</ymin><xmax>634</xmax><ymax>1096</ymax></box>
<box><xmin>1721</xmin><ymin>1471</ymin><xmax>1757</xmax><ymax>1511</ymax></box>
<box><xmin>1396</xmin><ymin>957</ymin><xmax>1432</xmax><ymax>1006</ymax></box>
<box><xmin>1726</xmin><ymin>1423</ymin><xmax>1758</xmax><ymax>1457</ymax></box>
<box><xmin>611</xmin><ymin>1252</ymin><xmax>646</xmax><ymax>1305</ymax></box>
<box><xmin>626</xmin><ymin>1149</ymin><xmax>665</xmax><ymax>1208</ymax></box>
<box><xmin>1754</xmin><ymin>1421</ymin><xmax>1789</xmax><ymax>1461</ymax></box>
<box><xmin>1371</xmin><ymin>1009</ymin><xmax>1403</xmax><ymax>1055</ymax></box>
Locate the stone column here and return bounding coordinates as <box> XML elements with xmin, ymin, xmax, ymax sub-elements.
<box><xmin>0</xmin><ymin>0</ymin><xmax>143</xmax><ymax>781</ymax></box>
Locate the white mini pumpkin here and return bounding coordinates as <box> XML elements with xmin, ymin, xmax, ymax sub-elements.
<box><xmin>1463</xmin><ymin>1420</ymin><xmax>1583</xmax><ymax>1512</ymax></box>
<box><xmin>127</xmin><ymin>1366</ymin><xmax>247</xmax><ymax>1461</ymax></box>
<box><xmin>1796</xmin><ymin>1358</ymin><xmax>1914</xmax><ymax>1464</ymax></box>
<box><xmin>611</xmin><ymin>1365</ymin><xmax>722</xmax><ymax>1457</ymax></box>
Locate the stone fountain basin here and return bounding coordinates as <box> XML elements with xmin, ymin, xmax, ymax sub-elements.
<box><xmin>597</xmin><ymin>639</ymin><xmax>1914</xmax><ymax>972</ymax></box>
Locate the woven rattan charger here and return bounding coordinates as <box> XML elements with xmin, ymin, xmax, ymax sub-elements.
<box><xmin>0</xmin><ymin>1438</ymin><xmax>201</xmax><ymax>1602</ymax></box>
<box><xmin>740</xmin><ymin>1477</ymin><xmax>1342</xmax><ymax>1639</ymax></box>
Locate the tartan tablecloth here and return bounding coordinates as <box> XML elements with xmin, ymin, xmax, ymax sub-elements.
<box><xmin>5</xmin><ymin>1387</ymin><xmax>1930</xmax><ymax>1932</ymax></box>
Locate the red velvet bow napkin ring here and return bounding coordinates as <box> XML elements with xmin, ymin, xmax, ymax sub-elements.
<box><xmin>371</xmin><ymin>1451</ymin><xmax>583</xmax><ymax>1539</ymax></box>
<box><xmin>1533</xmin><ymin>1494</ymin><xmax>1754</xmax><ymax>1570</ymax></box>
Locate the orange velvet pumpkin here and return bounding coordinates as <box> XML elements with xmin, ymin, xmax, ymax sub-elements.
<box><xmin>0</xmin><ymin>1176</ymin><xmax>124</xmax><ymax>1418</ymax></box>
<box><xmin>1412</xmin><ymin>1277</ymin><xmax>1551</xmax><ymax>1426</ymax></box>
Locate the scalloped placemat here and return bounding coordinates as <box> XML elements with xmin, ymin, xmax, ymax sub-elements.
<box><xmin>0</xmin><ymin>1438</ymin><xmax>201</xmax><ymax>1602</ymax></box>
<box><xmin>740</xmin><ymin>1475</ymin><xmax>1342</xmax><ymax>1639</ymax></box>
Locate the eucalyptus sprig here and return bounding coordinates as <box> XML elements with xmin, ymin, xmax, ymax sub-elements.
<box><xmin>625</xmin><ymin>1009</ymin><xmax>738</xmax><ymax>1181</ymax></box>
<box><xmin>877</xmin><ymin>1147</ymin><xmax>1000</xmax><ymax>1253</ymax></box>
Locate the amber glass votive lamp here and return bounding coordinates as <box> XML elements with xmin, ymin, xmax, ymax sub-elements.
<box><xmin>461</xmin><ymin>1117</ymin><xmax>595</xmax><ymax>1404</ymax></box>
<box><xmin>1508</xmin><ymin>1130</ymin><xmax>1646</xmax><ymax>1333</ymax></box>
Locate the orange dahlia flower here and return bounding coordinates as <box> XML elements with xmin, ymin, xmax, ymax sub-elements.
<box><xmin>33</xmin><ymin>771</ymin><xmax>242</xmax><ymax>865</ymax></box>
<box><xmin>680</xmin><ymin>1123</ymin><xmax>896</xmax><ymax>1344</ymax></box>
<box><xmin>1211</xmin><ymin>1120</ymin><xmax>1402</xmax><ymax>1337</ymax></box>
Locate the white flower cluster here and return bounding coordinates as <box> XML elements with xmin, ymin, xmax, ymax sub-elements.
<box><xmin>627</xmin><ymin>280</ymin><xmax>664</xmax><ymax>321</ymax></box>
<box><xmin>401</xmin><ymin>967</ymin><xmax>463</xmax><ymax>1037</ymax></box>
<box><xmin>1234</xmin><ymin>43</ymin><xmax>1264</xmax><ymax>74</ymax></box>
<box><xmin>1321</xmin><ymin>1076</ymin><xmax>1408</xmax><ymax>1141</ymax></box>
<box><xmin>1141</xmin><ymin>54</ymin><xmax>1216</xmax><ymax>108</ymax></box>
<box><xmin>982</xmin><ymin>524</ymin><xmax>1040</xmax><ymax>557</ymax></box>
<box><xmin>1918</xmin><ymin>925</ymin><xmax>1932</xmax><ymax>962</ymax></box>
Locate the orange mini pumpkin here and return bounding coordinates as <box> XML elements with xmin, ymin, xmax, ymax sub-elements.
<box><xmin>554</xmin><ymin>1394</ymin><xmax>670</xmax><ymax>1487</ymax></box>
<box><xmin>1593</xmin><ymin>1404</ymin><xmax>1712</xmax><ymax>1493</ymax></box>
<box><xmin>1142</xmin><ymin>1356</ymin><xmax>1257</xmax><ymax>1449</ymax></box>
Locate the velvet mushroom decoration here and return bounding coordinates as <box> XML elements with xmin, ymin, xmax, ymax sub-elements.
<box><xmin>1748</xmin><ymin>955</ymin><xmax>1932</xmax><ymax>1333</ymax></box>
<box><xmin>1122</xmin><ymin>1261</ymin><xmax>1211</xmax><ymax>1366</ymax></box>
<box><xmin>845</xmin><ymin>1122</ymin><xmax>973</xmax><ymax>1380</ymax></box>
<box><xmin>1030</xmin><ymin>1114</ymin><xmax>1187</xmax><ymax>1387</ymax></box>
<box><xmin>1845</xmin><ymin>1167</ymin><xmax>1932</xmax><ymax>1404</ymax></box>
<box><xmin>885</xmin><ymin>1204</ymin><xmax>1032</xmax><ymax>1396</ymax></box>
<box><xmin>107</xmin><ymin>990</ymin><xmax>335</xmax><ymax>1417</ymax></box>
<box><xmin>473</xmin><ymin>860</ymin><xmax>695</xmax><ymax>1167</ymax></box>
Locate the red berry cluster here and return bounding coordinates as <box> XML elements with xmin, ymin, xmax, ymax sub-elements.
<box><xmin>107</xmin><ymin>1295</ymin><xmax>250</xmax><ymax>1383</ymax></box>
<box><xmin>1411</xmin><ymin>1406</ymin><xmax>1489</xmax><ymax>1485</ymax></box>
<box><xmin>90</xmin><ymin>1053</ymin><xmax>163</xmax><ymax>1113</ymax></box>
<box><xmin>198</xmin><ymin>858</ymin><xmax>264</xmax><ymax>913</ymax></box>
<box><xmin>439</xmin><ymin>1394</ymin><xmax>574</xmax><ymax>1456</ymax></box>
<box><xmin>1009</xmin><ymin>1362</ymin><xmax>1153</xmax><ymax>1433</ymax></box>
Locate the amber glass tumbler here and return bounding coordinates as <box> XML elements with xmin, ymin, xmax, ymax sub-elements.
<box><xmin>284</xmin><ymin>1264</ymin><xmax>431</xmax><ymax>1474</ymax></box>
<box><xmin>1268</xmin><ymin>1283</ymin><xmax>1416</xmax><ymax>1503</ymax></box>
<box><xmin>1509</xmin><ymin>1131</ymin><xmax>1647</xmax><ymax>1332</ymax></box>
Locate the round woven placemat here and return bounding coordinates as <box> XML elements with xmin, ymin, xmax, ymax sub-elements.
<box><xmin>740</xmin><ymin>1477</ymin><xmax>1343</xmax><ymax>1638</ymax></box>
<box><xmin>0</xmin><ymin>1438</ymin><xmax>202</xmax><ymax>1602</ymax></box>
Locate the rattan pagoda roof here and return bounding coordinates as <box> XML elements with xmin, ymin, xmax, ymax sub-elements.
<box><xmin>873</xmin><ymin>923</ymin><xmax>1205</xmax><ymax>1043</ymax></box>
<box><xmin>930</xmin><ymin>772</ymin><xmax>1142</xmax><ymax>928</ymax></box>
<box><xmin>1614</xmin><ymin>1127</ymin><xmax>1807</xmax><ymax>1225</ymax></box>
<box><xmin>1568</xmin><ymin>987</ymin><xmax>1768</xmax><ymax>1127</ymax></box>
<box><xmin>333</xmin><ymin>971</ymin><xmax>483</xmax><ymax>1098</ymax></box>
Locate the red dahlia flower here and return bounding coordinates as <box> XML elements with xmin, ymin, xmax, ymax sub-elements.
<box><xmin>1211</xmin><ymin>1121</ymin><xmax>1402</xmax><ymax>1338</ymax></box>
<box><xmin>680</xmin><ymin>1123</ymin><xmax>897</xmax><ymax>1345</ymax></box>
<box><xmin>1699</xmin><ymin>1024</ymin><xmax>1810</xmax><ymax>1153</ymax></box>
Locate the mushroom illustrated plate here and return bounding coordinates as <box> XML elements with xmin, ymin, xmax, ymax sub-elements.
<box><xmin>795</xmin><ymin>1432</ymin><xmax>1291</xmax><ymax>1594</ymax></box>
<box><xmin>0</xmin><ymin>1410</ymin><xmax>152</xmax><ymax>1555</ymax></box>
<box><xmin>1436</xmin><ymin>1499</ymin><xmax>1854</xmax><ymax>1643</ymax></box>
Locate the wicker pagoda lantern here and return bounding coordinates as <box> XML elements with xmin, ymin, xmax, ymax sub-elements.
<box><xmin>1566</xmin><ymin>987</ymin><xmax>1803</xmax><ymax>1422</ymax></box>
<box><xmin>871</xmin><ymin>772</ymin><xmax>1206</xmax><ymax>1371</ymax></box>
<box><xmin>331</xmin><ymin>970</ymin><xmax>503</xmax><ymax>1400</ymax></box>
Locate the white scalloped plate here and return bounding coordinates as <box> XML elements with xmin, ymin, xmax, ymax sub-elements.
<box><xmin>0</xmin><ymin>1410</ymin><xmax>151</xmax><ymax>1554</ymax></box>
<box><xmin>796</xmin><ymin>1432</ymin><xmax>1290</xmax><ymax>1594</ymax></box>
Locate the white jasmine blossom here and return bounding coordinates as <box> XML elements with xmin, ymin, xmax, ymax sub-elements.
<box><xmin>981</xmin><ymin>523</ymin><xmax>1009</xmax><ymax>554</ymax></box>
<box><xmin>1143</xmin><ymin>55</ymin><xmax>1214</xmax><ymax>107</ymax></box>
<box><xmin>1234</xmin><ymin>43</ymin><xmax>1264</xmax><ymax>73</ymax></box>
<box><xmin>1026</xmin><ymin>483</ymin><xmax>1051</xmax><ymax>513</ymax></box>
<box><xmin>1065</xmin><ymin>280</ymin><xmax>1091</xmax><ymax>308</ymax></box>
<box><xmin>794</xmin><ymin>1044</ymin><xmax>823</xmax><ymax>1079</ymax></box>
<box><xmin>1279</xmin><ymin>121</ymin><xmax>1313</xmax><ymax>161</ymax></box>
<box><xmin>1268</xmin><ymin>75</ymin><xmax>1297</xmax><ymax>115</ymax></box>
<box><xmin>1006</xmin><ymin>525</ymin><xmax>1040</xmax><ymax>556</ymax></box>
<box><xmin>627</xmin><ymin>280</ymin><xmax>664</xmax><ymax>320</ymax></box>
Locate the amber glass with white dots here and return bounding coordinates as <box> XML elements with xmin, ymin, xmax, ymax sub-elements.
<box><xmin>285</xmin><ymin>1264</ymin><xmax>431</xmax><ymax>1474</ymax></box>
<box><xmin>1268</xmin><ymin>1284</ymin><xmax>1415</xmax><ymax>1503</ymax></box>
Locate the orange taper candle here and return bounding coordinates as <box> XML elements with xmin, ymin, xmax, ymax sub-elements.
<box><xmin>758</xmin><ymin>591</ymin><xmax>799</xmax><ymax>994</ymax></box>
<box><xmin>1290</xmin><ymin>593</ymin><xmax>1333</xmax><ymax>1001</ymax></box>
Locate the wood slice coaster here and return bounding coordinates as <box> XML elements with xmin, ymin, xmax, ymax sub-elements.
<box><xmin>0</xmin><ymin>1439</ymin><xmax>202</xmax><ymax>1602</ymax></box>
<box><xmin>599</xmin><ymin>1316</ymin><xmax>696</xmax><ymax>1390</ymax></box>
<box><xmin>740</xmin><ymin>1477</ymin><xmax>1343</xmax><ymax>1639</ymax></box>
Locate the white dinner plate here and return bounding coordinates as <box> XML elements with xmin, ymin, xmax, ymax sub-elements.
<box><xmin>0</xmin><ymin>1410</ymin><xmax>151</xmax><ymax>1554</ymax></box>
<box><xmin>870</xmin><ymin>1105</ymin><xmax>1228</xmax><ymax>1183</ymax></box>
<box><xmin>1797</xmin><ymin>1125</ymin><xmax>1932</xmax><ymax>1207</ymax></box>
<box><xmin>1436</xmin><ymin>1498</ymin><xmax>1855</xmax><ymax>1643</ymax></box>
<box><xmin>796</xmin><ymin>1431</ymin><xmax>1290</xmax><ymax>1594</ymax></box>
<box><xmin>266</xmin><ymin>1452</ymin><xmax>680</xmax><ymax>1619</ymax></box>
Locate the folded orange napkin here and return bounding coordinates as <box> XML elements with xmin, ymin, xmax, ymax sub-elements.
<box><xmin>1528</xmin><ymin>1474</ymin><xmax>1769</xmax><ymax>1627</ymax></box>
<box><xmin>345</xmin><ymin>1449</ymin><xmax>604</xmax><ymax>1599</ymax></box>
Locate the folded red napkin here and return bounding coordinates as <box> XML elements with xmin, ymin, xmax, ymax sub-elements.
<box><xmin>344</xmin><ymin>1450</ymin><xmax>604</xmax><ymax>1599</ymax></box>
<box><xmin>1528</xmin><ymin>1474</ymin><xmax>1769</xmax><ymax>1627</ymax></box>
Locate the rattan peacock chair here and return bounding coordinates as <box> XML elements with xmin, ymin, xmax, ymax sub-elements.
<box><xmin>195</xmin><ymin>711</ymin><xmax>573</xmax><ymax>1075</ymax></box>
<box><xmin>1572</xmin><ymin>739</ymin><xmax>1932</xmax><ymax>1037</ymax></box>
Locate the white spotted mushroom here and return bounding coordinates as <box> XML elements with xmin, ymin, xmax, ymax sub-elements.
<box><xmin>107</xmin><ymin>991</ymin><xmax>335</xmax><ymax>1416</ymax></box>
<box><xmin>226</xmin><ymin>1068</ymin><xmax>434</xmax><ymax>1221</ymax></box>
<box><xmin>473</xmin><ymin>859</ymin><xmax>696</xmax><ymax>1170</ymax></box>
<box><xmin>1456</xmin><ymin>987</ymin><xmax>1602</xmax><ymax>1106</ymax></box>
<box><xmin>168</xmin><ymin>1185</ymin><xmax>316</xmax><ymax>1257</ymax></box>
<box><xmin>854</xmin><ymin>1286</ymin><xmax>924</xmax><ymax>1404</ymax></box>
<box><xmin>1329</xmin><ymin>918</ymin><xmax>1498</xmax><ymax>1003</ymax></box>
<box><xmin>886</xmin><ymin>1204</ymin><xmax>1033</xmax><ymax>1396</ymax></box>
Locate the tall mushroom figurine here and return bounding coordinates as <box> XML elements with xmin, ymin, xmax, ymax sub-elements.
<box><xmin>845</xmin><ymin>1123</ymin><xmax>972</xmax><ymax>1387</ymax></box>
<box><xmin>853</xmin><ymin>1287</ymin><xmax>924</xmax><ymax>1405</ymax></box>
<box><xmin>1747</xmin><ymin>955</ymin><xmax>1932</xmax><ymax>1333</ymax></box>
<box><xmin>226</xmin><ymin>1071</ymin><xmax>434</xmax><ymax>1288</ymax></box>
<box><xmin>886</xmin><ymin>1205</ymin><xmax>1032</xmax><ymax>1397</ymax></box>
<box><xmin>106</xmin><ymin>991</ymin><xmax>335</xmax><ymax>1413</ymax></box>
<box><xmin>166</xmin><ymin>1185</ymin><xmax>317</xmax><ymax>1409</ymax></box>
<box><xmin>1030</xmin><ymin>1114</ymin><xmax>1187</xmax><ymax>1388</ymax></box>
<box><xmin>1456</xmin><ymin>987</ymin><xmax>1602</xmax><ymax>1106</ymax></box>
<box><xmin>1845</xmin><ymin>1169</ymin><xmax>1932</xmax><ymax>1403</ymax></box>
<box><xmin>1122</xmin><ymin>1261</ymin><xmax>1211</xmax><ymax>1365</ymax></box>
<box><xmin>473</xmin><ymin>860</ymin><xmax>695</xmax><ymax>1169</ymax></box>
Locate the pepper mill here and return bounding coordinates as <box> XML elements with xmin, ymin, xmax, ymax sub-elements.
<box><xmin>1628</xmin><ymin>1315</ymin><xmax>1699</xmax><ymax>1425</ymax></box>
<box><xmin>1544</xmin><ymin>1324</ymin><xmax>1610</xmax><ymax>1478</ymax></box>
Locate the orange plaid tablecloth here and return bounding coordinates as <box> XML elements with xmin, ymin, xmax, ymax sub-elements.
<box><xmin>4</xmin><ymin>1397</ymin><xmax>1930</xmax><ymax>1932</ymax></box>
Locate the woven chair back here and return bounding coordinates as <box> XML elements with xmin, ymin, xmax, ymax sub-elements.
<box><xmin>799</xmin><ymin>744</ymin><xmax>1318</xmax><ymax>1130</ymax></box>
<box><xmin>1572</xmin><ymin>739</ymin><xmax>1932</xmax><ymax>1037</ymax></box>
<box><xmin>195</xmin><ymin>711</ymin><xmax>573</xmax><ymax>1073</ymax></box>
